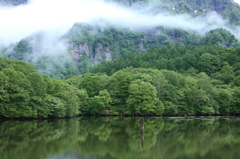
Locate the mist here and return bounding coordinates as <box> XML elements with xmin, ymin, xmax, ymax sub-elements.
<box><xmin>1</xmin><ymin>0</ymin><xmax>240</xmax><ymax>46</ymax></box>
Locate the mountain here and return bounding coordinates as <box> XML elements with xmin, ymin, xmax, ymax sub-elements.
<box><xmin>109</xmin><ymin>0</ymin><xmax>240</xmax><ymax>24</ymax></box>
<box><xmin>1</xmin><ymin>0</ymin><xmax>240</xmax><ymax>78</ymax></box>
<box><xmin>1</xmin><ymin>0</ymin><xmax>240</xmax><ymax>118</ymax></box>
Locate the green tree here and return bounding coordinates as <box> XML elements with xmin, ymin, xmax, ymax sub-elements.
<box><xmin>79</xmin><ymin>74</ymin><xmax>102</xmax><ymax>97</ymax></box>
<box><xmin>215</xmin><ymin>65</ymin><xmax>234</xmax><ymax>84</ymax></box>
<box><xmin>126</xmin><ymin>79</ymin><xmax>161</xmax><ymax>115</ymax></box>
<box><xmin>1</xmin><ymin>68</ymin><xmax>33</xmax><ymax>118</ymax></box>
<box><xmin>27</xmin><ymin>72</ymin><xmax>47</xmax><ymax>97</ymax></box>
<box><xmin>198</xmin><ymin>53</ymin><xmax>221</xmax><ymax>75</ymax></box>
<box><xmin>234</xmin><ymin>75</ymin><xmax>240</xmax><ymax>87</ymax></box>
<box><xmin>107</xmin><ymin>71</ymin><xmax>134</xmax><ymax>114</ymax></box>
<box><xmin>77</xmin><ymin>89</ymin><xmax>90</xmax><ymax>114</ymax></box>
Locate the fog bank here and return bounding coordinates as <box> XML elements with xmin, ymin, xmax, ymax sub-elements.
<box><xmin>0</xmin><ymin>0</ymin><xmax>240</xmax><ymax>46</ymax></box>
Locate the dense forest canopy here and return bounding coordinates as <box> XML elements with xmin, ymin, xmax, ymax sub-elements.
<box><xmin>1</xmin><ymin>0</ymin><xmax>240</xmax><ymax>118</ymax></box>
<box><xmin>1</xmin><ymin>27</ymin><xmax>239</xmax><ymax>79</ymax></box>
<box><xmin>1</xmin><ymin>46</ymin><xmax>240</xmax><ymax>118</ymax></box>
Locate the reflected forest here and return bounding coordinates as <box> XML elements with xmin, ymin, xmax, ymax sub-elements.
<box><xmin>1</xmin><ymin>117</ymin><xmax>240</xmax><ymax>159</ymax></box>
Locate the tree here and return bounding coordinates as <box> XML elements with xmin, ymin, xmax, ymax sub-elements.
<box><xmin>13</xmin><ymin>39</ymin><xmax>32</xmax><ymax>60</ymax></box>
<box><xmin>126</xmin><ymin>79</ymin><xmax>161</xmax><ymax>115</ymax></box>
<box><xmin>215</xmin><ymin>65</ymin><xmax>234</xmax><ymax>84</ymax></box>
<box><xmin>185</xmin><ymin>88</ymin><xmax>213</xmax><ymax>115</ymax></box>
<box><xmin>95</xmin><ymin>90</ymin><xmax>112</xmax><ymax>109</ymax></box>
<box><xmin>27</xmin><ymin>72</ymin><xmax>47</xmax><ymax>97</ymax></box>
<box><xmin>230</xmin><ymin>87</ymin><xmax>240</xmax><ymax>114</ymax></box>
<box><xmin>234</xmin><ymin>76</ymin><xmax>240</xmax><ymax>87</ymax></box>
<box><xmin>107</xmin><ymin>71</ymin><xmax>134</xmax><ymax>114</ymax></box>
<box><xmin>43</xmin><ymin>95</ymin><xmax>66</xmax><ymax>118</ymax></box>
<box><xmin>200</xmin><ymin>28</ymin><xmax>240</xmax><ymax>47</ymax></box>
<box><xmin>198</xmin><ymin>53</ymin><xmax>221</xmax><ymax>75</ymax></box>
<box><xmin>79</xmin><ymin>74</ymin><xmax>102</xmax><ymax>97</ymax></box>
<box><xmin>152</xmin><ymin>72</ymin><xmax>168</xmax><ymax>100</ymax></box>
<box><xmin>77</xmin><ymin>89</ymin><xmax>90</xmax><ymax>114</ymax></box>
<box><xmin>216</xmin><ymin>89</ymin><xmax>232</xmax><ymax>115</ymax></box>
<box><xmin>1</xmin><ymin>68</ymin><xmax>33</xmax><ymax>118</ymax></box>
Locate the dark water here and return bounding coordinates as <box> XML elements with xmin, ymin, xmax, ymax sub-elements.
<box><xmin>1</xmin><ymin>116</ymin><xmax>240</xmax><ymax>159</ymax></box>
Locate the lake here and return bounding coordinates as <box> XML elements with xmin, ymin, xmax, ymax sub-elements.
<box><xmin>0</xmin><ymin>116</ymin><xmax>240</xmax><ymax>159</ymax></box>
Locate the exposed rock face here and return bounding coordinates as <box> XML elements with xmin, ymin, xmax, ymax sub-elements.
<box><xmin>70</xmin><ymin>40</ymin><xmax>147</xmax><ymax>62</ymax></box>
<box><xmin>70</xmin><ymin>43</ymin><xmax>112</xmax><ymax>62</ymax></box>
<box><xmin>69</xmin><ymin>43</ymin><xmax>92</xmax><ymax>58</ymax></box>
<box><xmin>71</xmin><ymin>50</ymin><xmax>81</xmax><ymax>59</ymax></box>
<box><xmin>95</xmin><ymin>43</ymin><xmax>112</xmax><ymax>61</ymax></box>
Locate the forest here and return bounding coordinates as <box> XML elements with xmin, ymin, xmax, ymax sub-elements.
<box><xmin>2</xmin><ymin>26</ymin><xmax>239</xmax><ymax>79</ymax></box>
<box><xmin>1</xmin><ymin>42</ymin><xmax>240</xmax><ymax>118</ymax></box>
<box><xmin>1</xmin><ymin>0</ymin><xmax>240</xmax><ymax>118</ymax></box>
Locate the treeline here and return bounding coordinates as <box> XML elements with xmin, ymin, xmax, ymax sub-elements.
<box><xmin>0</xmin><ymin>57</ymin><xmax>80</xmax><ymax>118</ymax></box>
<box><xmin>89</xmin><ymin>44</ymin><xmax>240</xmax><ymax>78</ymax></box>
<box><xmin>70</xmin><ymin>67</ymin><xmax>240</xmax><ymax>116</ymax></box>
<box><xmin>86</xmin><ymin>45</ymin><xmax>240</xmax><ymax>115</ymax></box>
<box><xmin>2</xmin><ymin>26</ymin><xmax>238</xmax><ymax>79</ymax></box>
<box><xmin>1</xmin><ymin>53</ymin><xmax>240</xmax><ymax>118</ymax></box>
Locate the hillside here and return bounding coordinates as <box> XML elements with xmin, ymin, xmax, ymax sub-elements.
<box><xmin>108</xmin><ymin>0</ymin><xmax>240</xmax><ymax>24</ymax></box>
<box><xmin>1</xmin><ymin>0</ymin><xmax>240</xmax><ymax>79</ymax></box>
<box><xmin>1</xmin><ymin>0</ymin><xmax>240</xmax><ymax>118</ymax></box>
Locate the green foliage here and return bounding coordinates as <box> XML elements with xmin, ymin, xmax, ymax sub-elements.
<box><xmin>77</xmin><ymin>89</ymin><xmax>89</xmax><ymax>113</ymax></box>
<box><xmin>1</xmin><ymin>0</ymin><xmax>240</xmax><ymax>117</ymax></box>
<box><xmin>4</xmin><ymin>55</ymin><xmax>240</xmax><ymax>117</ymax></box>
<box><xmin>1</xmin><ymin>24</ymin><xmax>239</xmax><ymax>79</ymax></box>
<box><xmin>200</xmin><ymin>28</ymin><xmax>240</xmax><ymax>47</ymax></box>
<box><xmin>27</xmin><ymin>72</ymin><xmax>47</xmax><ymax>97</ymax></box>
<box><xmin>234</xmin><ymin>75</ymin><xmax>240</xmax><ymax>86</ymax></box>
<box><xmin>0</xmin><ymin>57</ymin><xmax>80</xmax><ymax>118</ymax></box>
<box><xmin>78</xmin><ymin>74</ymin><xmax>103</xmax><ymax>97</ymax></box>
<box><xmin>2</xmin><ymin>39</ymin><xmax>240</xmax><ymax>117</ymax></box>
<box><xmin>127</xmin><ymin>79</ymin><xmax>159</xmax><ymax>115</ymax></box>
<box><xmin>198</xmin><ymin>53</ymin><xmax>221</xmax><ymax>75</ymax></box>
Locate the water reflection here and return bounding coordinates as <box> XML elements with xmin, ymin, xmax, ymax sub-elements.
<box><xmin>0</xmin><ymin>117</ymin><xmax>240</xmax><ymax>159</ymax></box>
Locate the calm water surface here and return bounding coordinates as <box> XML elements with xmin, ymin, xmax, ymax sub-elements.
<box><xmin>1</xmin><ymin>116</ymin><xmax>240</xmax><ymax>159</ymax></box>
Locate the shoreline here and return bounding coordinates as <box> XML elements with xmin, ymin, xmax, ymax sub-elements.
<box><xmin>0</xmin><ymin>114</ymin><xmax>239</xmax><ymax>121</ymax></box>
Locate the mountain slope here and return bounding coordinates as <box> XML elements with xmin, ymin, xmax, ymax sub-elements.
<box><xmin>1</xmin><ymin>0</ymin><xmax>240</xmax><ymax>78</ymax></box>
<box><xmin>108</xmin><ymin>0</ymin><xmax>240</xmax><ymax>24</ymax></box>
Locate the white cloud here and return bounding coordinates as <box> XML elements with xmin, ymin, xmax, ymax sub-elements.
<box><xmin>0</xmin><ymin>0</ymin><xmax>239</xmax><ymax>46</ymax></box>
<box><xmin>234</xmin><ymin>0</ymin><xmax>240</xmax><ymax>5</ymax></box>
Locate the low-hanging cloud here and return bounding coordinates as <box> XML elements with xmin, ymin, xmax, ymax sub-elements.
<box><xmin>0</xmin><ymin>0</ymin><xmax>240</xmax><ymax>46</ymax></box>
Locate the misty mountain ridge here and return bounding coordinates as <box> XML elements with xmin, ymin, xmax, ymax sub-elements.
<box><xmin>2</xmin><ymin>0</ymin><xmax>240</xmax><ymax>24</ymax></box>
<box><xmin>1</xmin><ymin>0</ymin><xmax>240</xmax><ymax>78</ymax></box>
